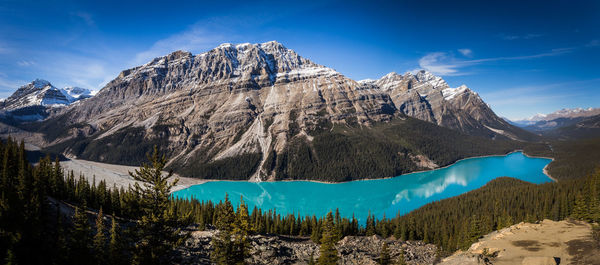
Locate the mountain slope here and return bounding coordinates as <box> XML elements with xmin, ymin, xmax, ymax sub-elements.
<box><xmin>0</xmin><ymin>79</ymin><xmax>93</xmax><ymax>121</ymax></box>
<box><xmin>361</xmin><ymin>71</ymin><xmax>535</xmax><ymax>140</ymax></box>
<box><xmin>28</xmin><ymin>41</ymin><xmax>531</xmax><ymax>181</ymax></box>
<box><xmin>512</xmin><ymin>107</ymin><xmax>600</xmax><ymax>132</ymax></box>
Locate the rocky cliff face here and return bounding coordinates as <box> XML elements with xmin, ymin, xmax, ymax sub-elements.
<box><xmin>47</xmin><ymin>41</ymin><xmax>399</xmax><ymax>180</ymax></box>
<box><xmin>360</xmin><ymin>71</ymin><xmax>526</xmax><ymax>139</ymax></box>
<box><xmin>31</xmin><ymin>41</ymin><xmax>532</xmax><ymax>180</ymax></box>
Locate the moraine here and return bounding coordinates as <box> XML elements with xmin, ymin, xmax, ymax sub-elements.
<box><xmin>173</xmin><ymin>151</ymin><xmax>552</xmax><ymax>223</ymax></box>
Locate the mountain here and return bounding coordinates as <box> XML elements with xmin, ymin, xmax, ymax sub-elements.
<box><xmin>359</xmin><ymin>71</ymin><xmax>531</xmax><ymax>140</ymax></box>
<box><xmin>511</xmin><ymin>107</ymin><xmax>600</xmax><ymax>131</ymax></box>
<box><xmin>537</xmin><ymin>113</ymin><xmax>600</xmax><ymax>140</ymax></box>
<box><xmin>0</xmin><ymin>79</ymin><xmax>94</xmax><ymax>121</ymax></box>
<box><xmin>22</xmin><ymin>41</ymin><xmax>530</xmax><ymax>181</ymax></box>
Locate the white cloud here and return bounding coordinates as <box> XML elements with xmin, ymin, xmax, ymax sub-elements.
<box><xmin>17</xmin><ymin>60</ymin><xmax>35</xmax><ymax>67</ymax></box>
<box><xmin>458</xmin><ymin>48</ymin><xmax>472</xmax><ymax>57</ymax></box>
<box><xmin>499</xmin><ymin>33</ymin><xmax>543</xmax><ymax>40</ymax></box>
<box><xmin>416</xmin><ymin>46</ymin><xmax>578</xmax><ymax>76</ymax></box>
<box><xmin>132</xmin><ymin>22</ymin><xmax>233</xmax><ymax>65</ymax></box>
<box><xmin>71</xmin><ymin>11</ymin><xmax>95</xmax><ymax>27</ymax></box>
<box><xmin>418</xmin><ymin>52</ymin><xmax>463</xmax><ymax>76</ymax></box>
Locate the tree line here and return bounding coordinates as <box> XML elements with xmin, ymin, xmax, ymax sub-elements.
<box><xmin>1</xmin><ymin>137</ymin><xmax>599</xmax><ymax>264</ymax></box>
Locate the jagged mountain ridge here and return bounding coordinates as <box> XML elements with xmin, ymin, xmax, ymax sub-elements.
<box><xmin>511</xmin><ymin>107</ymin><xmax>600</xmax><ymax>131</ymax></box>
<box><xmin>34</xmin><ymin>41</ymin><xmax>530</xmax><ymax>181</ymax></box>
<box><xmin>0</xmin><ymin>79</ymin><xmax>93</xmax><ymax>121</ymax></box>
<box><xmin>360</xmin><ymin>71</ymin><xmax>527</xmax><ymax>139</ymax></box>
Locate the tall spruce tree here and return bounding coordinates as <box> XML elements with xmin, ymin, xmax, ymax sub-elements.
<box><xmin>233</xmin><ymin>197</ymin><xmax>251</xmax><ymax>263</ymax></box>
<box><xmin>212</xmin><ymin>194</ymin><xmax>238</xmax><ymax>264</ymax></box>
<box><xmin>130</xmin><ymin>146</ymin><xmax>190</xmax><ymax>265</ymax></box>
<box><xmin>71</xmin><ymin>203</ymin><xmax>91</xmax><ymax>265</ymax></box>
<box><xmin>93</xmin><ymin>207</ymin><xmax>106</xmax><ymax>265</ymax></box>
<box><xmin>317</xmin><ymin>211</ymin><xmax>339</xmax><ymax>265</ymax></box>
<box><xmin>109</xmin><ymin>216</ymin><xmax>126</xmax><ymax>265</ymax></box>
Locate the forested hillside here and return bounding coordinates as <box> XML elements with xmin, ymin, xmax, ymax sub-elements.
<box><xmin>257</xmin><ymin>117</ymin><xmax>523</xmax><ymax>182</ymax></box>
<box><xmin>524</xmin><ymin>136</ymin><xmax>600</xmax><ymax>180</ymax></box>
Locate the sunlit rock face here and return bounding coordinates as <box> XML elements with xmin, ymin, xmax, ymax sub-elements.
<box><xmin>49</xmin><ymin>41</ymin><xmax>397</xmax><ymax>179</ymax></box>
<box><xmin>361</xmin><ymin>71</ymin><xmax>522</xmax><ymax>138</ymax></box>
<box><xmin>39</xmin><ymin>41</ymin><xmax>530</xmax><ymax>179</ymax></box>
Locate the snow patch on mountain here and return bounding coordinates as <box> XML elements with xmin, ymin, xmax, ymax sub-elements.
<box><xmin>512</xmin><ymin>107</ymin><xmax>600</xmax><ymax>125</ymax></box>
<box><xmin>442</xmin><ymin>85</ymin><xmax>470</xmax><ymax>100</ymax></box>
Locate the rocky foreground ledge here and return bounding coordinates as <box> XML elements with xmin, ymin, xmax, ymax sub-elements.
<box><xmin>439</xmin><ymin>219</ymin><xmax>600</xmax><ymax>265</ymax></box>
<box><xmin>175</xmin><ymin>230</ymin><xmax>438</xmax><ymax>264</ymax></box>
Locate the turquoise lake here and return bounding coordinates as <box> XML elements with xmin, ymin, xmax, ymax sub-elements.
<box><xmin>173</xmin><ymin>151</ymin><xmax>552</xmax><ymax>223</ymax></box>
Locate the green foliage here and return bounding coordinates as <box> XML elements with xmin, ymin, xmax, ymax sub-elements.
<box><xmin>271</xmin><ymin>118</ymin><xmax>522</xmax><ymax>182</ymax></box>
<box><xmin>395</xmin><ymin>249</ymin><xmax>407</xmax><ymax>265</ymax></box>
<box><xmin>318</xmin><ymin>211</ymin><xmax>339</xmax><ymax>265</ymax></box>
<box><xmin>177</xmin><ymin>153</ymin><xmax>262</xmax><ymax>180</ymax></box>
<box><xmin>44</xmin><ymin>126</ymin><xmax>171</xmax><ymax>166</ymax></box>
<box><xmin>109</xmin><ymin>216</ymin><xmax>126</xmax><ymax>265</ymax></box>
<box><xmin>212</xmin><ymin>194</ymin><xmax>248</xmax><ymax>265</ymax></box>
<box><xmin>93</xmin><ymin>208</ymin><xmax>107</xmax><ymax>264</ymax></box>
<box><xmin>71</xmin><ymin>203</ymin><xmax>92</xmax><ymax>264</ymax></box>
<box><xmin>130</xmin><ymin>146</ymin><xmax>190</xmax><ymax>265</ymax></box>
<box><xmin>524</xmin><ymin>137</ymin><xmax>600</xmax><ymax>181</ymax></box>
<box><xmin>378</xmin><ymin>242</ymin><xmax>391</xmax><ymax>265</ymax></box>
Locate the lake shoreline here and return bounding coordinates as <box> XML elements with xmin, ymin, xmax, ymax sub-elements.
<box><xmin>172</xmin><ymin>149</ymin><xmax>555</xmax><ymax>192</ymax></box>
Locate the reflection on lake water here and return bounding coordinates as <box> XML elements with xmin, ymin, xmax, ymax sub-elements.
<box><xmin>173</xmin><ymin>152</ymin><xmax>552</xmax><ymax>223</ymax></box>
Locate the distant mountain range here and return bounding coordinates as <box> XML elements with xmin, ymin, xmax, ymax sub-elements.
<box><xmin>508</xmin><ymin>107</ymin><xmax>600</xmax><ymax>134</ymax></box>
<box><xmin>0</xmin><ymin>41</ymin><xmax>536</xmax><ymax>181</ymax></box>
<box><xmin>0</xmin><ymin>79</ymin><xmax>94</xmax><ymax>121</ymax></box>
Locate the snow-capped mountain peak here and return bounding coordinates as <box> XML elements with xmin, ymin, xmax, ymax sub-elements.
<box><xmin>31</xmin><ymin>79</ymin><xmax>51</xmax><ymax>88</ymax></box>
<box><xmin>442</xmin><ymin>85</ymin><xmax>470</xmax><ymax>100</ymax></box>
<box><xmin>1</xmin><ymin>79</ymin><xmax>95</xmax><ymax>120</ymax></box>
<box><xmin>61</xmin><ymin>86</ymin><xmax>94</xmax><ymax>101</ymax></box>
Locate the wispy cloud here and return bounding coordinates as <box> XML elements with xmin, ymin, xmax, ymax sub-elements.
<box><xmin>17</xmin><ymin>60</ymin><xmax>35</xmax><ymax>67</ymax></box>
<box><xmin>71</xmin><ymin>11</ymin><xmax>95</xmax><ymax>27</ymax></box>
<box><xmin>418</xmin><ymin>52</ymin><xmax>465</xmax><ymax>76</ymax></box>
<box><xmin>498</xmin><ymin>33</ymin><xmax>544</xmax><ymax>40</ymax></box>
<box><xmin>0</xmin><ymin>42</ymin><xmax>11</xmax><ymax>54</ymax></box>
<box><xmin>0</xmin><ymin>74</ymin><xmax>27</xmax><ymax>98</ymax></box>
<box><xmin>458</xmin><ymin>48</ymin><xmax>472</xmax><ymax>57</ymax></box>
<box><xmin>132</xmin><ymin>23</ymin><xmax>230</xmax><ymax>65</ymax></box>
<box><xmin>482</xmin><ymin>78</ymin><xmax>600</xmax><ymax>120</ymax></box>
<box><xmin>417</xmin><ymin>46</ymin><xmax>579</xmax><ymax>76</ymax></box>
<box><xmin>587</xmin><ymin>39</ymin><xmax>600</xmax><ymax>47</ymax></box>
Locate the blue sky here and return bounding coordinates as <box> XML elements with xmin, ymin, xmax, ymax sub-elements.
<box><xmin>0</xmin><ymin>0</ymin><xmax>598</xmax><ymax>120</ymax></box>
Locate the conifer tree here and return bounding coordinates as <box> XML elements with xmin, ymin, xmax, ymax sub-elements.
<box><xmin>71</xmin><ymin>203</ymin><xmax>91</xmax><ymax>264</ymax></box>
<box><xmin>130</xmin><ymin>146</ymin><xmax>190</xmax><ymax>265</ymax></box>
<box><xmin>317</xmin><ymin>211</ymin><xmax>339</xmax><ymax>265</ymax></box>
<box><xmin>233</xmin><ymin>197</ymin><xmax>251</xmax><ymax>263</ymax></box>
<box><xmin>395</xmin><ymin>249</ymin><xmax>407</xmax><ymax>265</ymax></box>
<box><xmin>93</xmin><ymin>207</ymin><xmax>106</xmax><ymax>264</ymax></box>
<box><xmin>572</xmin><ymin>192</ymin><xmax>588</xmax><ymax>220</ymax></box>
<box><xmin>212</xmin><ymin>194</ymin><xmax>238</xmax><ymax>265</ymax></box>
<box><xmin>109</xmin><ymin>216</ymin><xmax>126</xmax><ymax>265</ymax></box>
<box><xmin>378</xmin><ymin>242</ymin><xmax>391</xmax><ymax>265</ymax></box>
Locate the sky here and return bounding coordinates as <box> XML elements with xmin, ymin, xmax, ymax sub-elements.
<box><xmin>0</xmin><ymin>0</ymin><xmax>598</xmax><ymax>120</ymax></box>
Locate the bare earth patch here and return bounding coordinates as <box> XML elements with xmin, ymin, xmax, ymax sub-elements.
<box><xmin>61</xmin><ymin>158</ymin><xmax>207</xmax><ymax>192</ymax></box>
<box><xmin>440</xmin><ymin>219</ymin><xmax>599</xmax><ymax>265</ymax></box>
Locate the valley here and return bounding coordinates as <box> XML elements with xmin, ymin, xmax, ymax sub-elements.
<box><xmin>0</xmin><ymin>35</ymin><xmax>597</xmax><ymax>265</ymax></box>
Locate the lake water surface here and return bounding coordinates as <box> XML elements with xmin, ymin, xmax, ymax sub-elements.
<box><xmin>173</xmin><ymin>151</ymin><xmax>552</xmax><ymax>223</ymax></box>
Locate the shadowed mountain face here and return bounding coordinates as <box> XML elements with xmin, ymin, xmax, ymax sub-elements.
<box><xmin>15</xmin><ymin>41</ymin><xmax>533</xmax><ymax>181</ymax></box>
